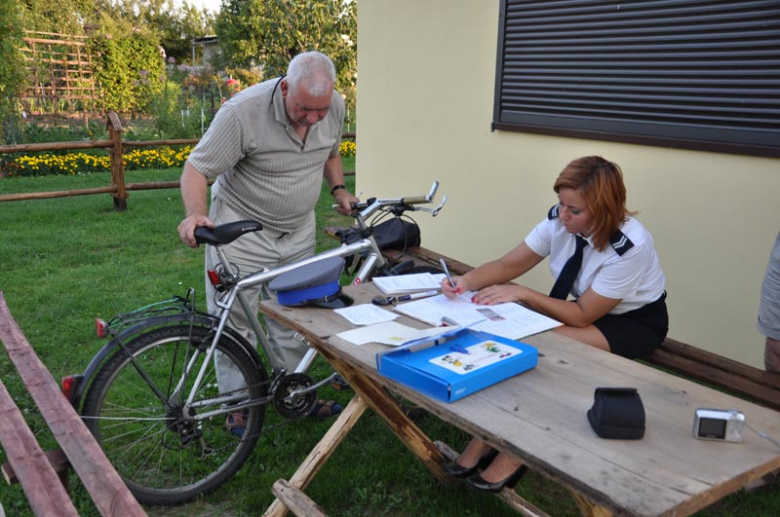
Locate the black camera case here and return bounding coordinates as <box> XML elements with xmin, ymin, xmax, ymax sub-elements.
<box><xmin>587</xmin><ymin>387</ymin><xmax>645</xmax><ymax>440</ymax></box>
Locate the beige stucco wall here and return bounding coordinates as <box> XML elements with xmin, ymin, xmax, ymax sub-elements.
<box><xmin>355</xmin><ymin>0</ymin><xmax>780</xmax><ymax>369</ymax></box>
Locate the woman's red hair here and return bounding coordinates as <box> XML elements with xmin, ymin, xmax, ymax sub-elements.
<box><xmin>553</xmin><ymin>156</ymin><xmax>634</xmax><ymax>251</ymax></box>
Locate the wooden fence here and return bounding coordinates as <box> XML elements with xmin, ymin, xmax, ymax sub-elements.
<box><xmin>0</xmin><ymin>112</ymin><xmax>356</xmax><ymax>211</ymax></box>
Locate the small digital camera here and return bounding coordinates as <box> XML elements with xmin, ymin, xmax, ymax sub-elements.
<box><xmin>692</xmin><ymin>408</ymin><xmax>745</xmax><ymax>442</ymax></box>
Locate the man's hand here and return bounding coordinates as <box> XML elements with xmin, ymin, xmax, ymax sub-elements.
<box><xmin>178</xmin><ymin>215</ymin><xmax>215</xmax><ymax>248</ymax></box>
<box><xmin>333</xmin><ymin>189</ymin><xmax>360</xmax><ymax>216</ymax></box>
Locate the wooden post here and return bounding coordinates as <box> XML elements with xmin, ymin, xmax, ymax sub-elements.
<box><xmin>107</xmin><ymin>111</ymin><xmax>127</xmax><ymax>211</ymax></box>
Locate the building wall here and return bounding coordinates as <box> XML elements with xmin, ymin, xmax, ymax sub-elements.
<box><xmin>355</xmin><ymin>0</ymin><xmax>780</xmax><ymax>369</ymax></box>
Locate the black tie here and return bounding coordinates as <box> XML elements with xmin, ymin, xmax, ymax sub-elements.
<box><xmin>549</xmin><ymin>235</ymin><xmax>586</xmax><ymax>300</ymax></box>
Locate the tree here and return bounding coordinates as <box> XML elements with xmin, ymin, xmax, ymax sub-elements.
<box><xmin>90</xmin><ymin>0</ymin><xmax>215</xmax><ymax>64</ymax></box>
<box><xmin>20</xmin><ymin>0</ymin><xmax>94</xmax><ymax>35</ymax></box>
<box><xmin>1</xmin><ymin>0</ymin><xmax>28</xmax><ymax>143</ymax></box>
<box><xmin>215</xmin><ymin>0</ymin><xmax>357</xmax><ymax>111</ymax></box>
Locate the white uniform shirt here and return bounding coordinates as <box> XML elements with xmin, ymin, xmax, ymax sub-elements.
<box><xmin>524</xmin><ymin>214</ymin><xmax>665</xmax><ymax>314</ymax></box>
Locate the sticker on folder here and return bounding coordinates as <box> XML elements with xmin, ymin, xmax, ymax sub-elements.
<box><xmin>377</xmin><ymin>329</ymin><xmax>538</xmax><ymax>403</ymax></box>
<box><xmin>431</xmin><ymin>340</ymin><xmax>517</xmax><ymax>374</ymax></box>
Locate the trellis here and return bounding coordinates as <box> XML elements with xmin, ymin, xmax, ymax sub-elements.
<box><xmin>20</xmin><ymin>31</ymin><xmax>98</xmax><ymax>115</ymax></box>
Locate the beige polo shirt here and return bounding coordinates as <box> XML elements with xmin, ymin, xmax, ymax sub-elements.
<box><xmin>187</xmin><ymin>77</ymin><xmax>344</xmax><ymax>232</ymax></box>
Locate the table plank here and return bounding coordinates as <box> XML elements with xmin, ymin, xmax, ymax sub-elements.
<box><xmin>260</xmin><ymin>283</ymin><xmax>780</xmax><ymax>517</ymax></box>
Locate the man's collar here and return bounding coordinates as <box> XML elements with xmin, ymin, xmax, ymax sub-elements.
<box><xmin>271</xmin><ymin>77</ymin><xmax>289</xmax><ymax>125</ymax></box>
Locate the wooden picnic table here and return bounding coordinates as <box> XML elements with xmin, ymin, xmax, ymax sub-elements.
<box><xmin>259</xmin><ymin>282</ymin><xmax>780</xmax><ymax>517</ymax></box>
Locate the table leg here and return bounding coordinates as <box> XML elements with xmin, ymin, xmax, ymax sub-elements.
<box><xmin>569</xmin><ymin>490</ymin><xmax>615</xmax><ymax>517</ymax></box>
<box><xmin>263</xmin><ymin>395</ymin><xmax>369</xmax><ymax>517</ymax></box>
<box><xmin>316</xmin><ymin>345</ymin><xmax>454</xmax><ymax>485</ymax></box>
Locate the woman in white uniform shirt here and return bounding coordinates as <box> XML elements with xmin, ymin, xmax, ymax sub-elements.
<box><xmin>441</xmin><ymin>155</ymin><xmax>668</xmax><ymax>492</ymax></box>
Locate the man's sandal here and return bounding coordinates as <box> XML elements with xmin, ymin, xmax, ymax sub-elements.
<box><xmin>308</xmin><ymin>399</ymin><xmax>343</xmax><ymax>418</ymax></box>
<box><xmin>330</xmin><ymin>374</ymin><xmax>352</xmax><ymax>392</ymax></box>
<box><xmin>226</xmin><ymin>410</ymin><xmax>248</xmax><ymax>438</ymax></box>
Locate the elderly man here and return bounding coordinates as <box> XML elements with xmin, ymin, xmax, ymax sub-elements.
<box><xmin>177</xmin><ymin>51</ymin><xmax>358</xmax><ymax>421</ymax></box>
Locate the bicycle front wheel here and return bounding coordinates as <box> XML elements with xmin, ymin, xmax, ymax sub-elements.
<box><xmin>81</xmin><ymin>324</ymin><xmax>268</xmax><ymax>505</ymax></box>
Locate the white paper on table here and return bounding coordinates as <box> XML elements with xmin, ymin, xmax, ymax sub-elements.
<box><xmin>394</xmin><ymin>293</ymin><xmax>561</xmax><ymax>340</ymax></box>
<box><xmin>393</xmin><ymin>292</ymin><xmax>485</xmax><ymax>326</ymax></box>
<box><xmin>334</xmin><ymin>303</ymin><xmax>398</xmax><ymax>326</ymax></box>
<box><xmin>336</xmin><ymin>320</ymin><xmax>462</xmax><ymax>346</ymax></box>
<box><xmin>372</xmin><ymin>273</ymin><xmax>446</xmax><ymax>294</ymax></box>
<box><xmin>471</xmin><ymin>303</ymin><xmax>562</xmax><ymax>339</ymax></box>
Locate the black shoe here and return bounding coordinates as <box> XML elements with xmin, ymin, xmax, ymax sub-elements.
<box><xmin>466</xmin><ymin>465</ymin><xmax>529</xmax><ymax>492</ymax></box>
<box><xmin>443</xmin><ymin>448</ymin><xmax>498</xmax><ymax>478</ymax></box>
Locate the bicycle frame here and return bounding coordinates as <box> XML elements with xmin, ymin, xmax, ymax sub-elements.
<box><xmin>180</xmin><ymin>182</ymin><xmax>446</xmax><ymax>418</ymax></box>
<box><xmin>181</xmin><ymin>237</ymin><xmax>384</xmax><ymax>417</ymax></box>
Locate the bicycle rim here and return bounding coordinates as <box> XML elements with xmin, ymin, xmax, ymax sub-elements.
<box><xmin>81</xmin><ymin>324</ymin><xmax>267</xmax><ymax>505</ymax></box>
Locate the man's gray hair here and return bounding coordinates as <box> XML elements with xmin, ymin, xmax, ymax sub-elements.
<box><xmin>286</xmin><ymin>51</ymin><xmax>336</xmax><ymax>97</ymax></box>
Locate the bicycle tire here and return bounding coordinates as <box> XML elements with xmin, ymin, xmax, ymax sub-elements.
<box><xmin>81</xmin><ymin>324</ymin><xmax>268</xmax><ymax>505</ymax></box>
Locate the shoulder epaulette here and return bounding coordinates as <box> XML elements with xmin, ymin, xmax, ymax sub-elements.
<box><xmin>547</xmin><ymin>204</ymin><xmax>559</xmax><ymax>220</ymax></box>
<box><xmin>610</xmin><ymin>229</ymin><xmax>634</xmax><ymax>256</ymax></box>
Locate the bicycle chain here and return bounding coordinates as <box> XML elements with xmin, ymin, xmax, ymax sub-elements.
<box><xmin>192</xmin><ymin>376</ymin><xmax>330</xmax><ymax>454</ymax></box>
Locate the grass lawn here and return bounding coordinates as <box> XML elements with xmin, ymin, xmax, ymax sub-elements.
<box><xmin>0</xmin><ymin>167</ymin><xmax>778</xmax><ymax>516</ymax></box>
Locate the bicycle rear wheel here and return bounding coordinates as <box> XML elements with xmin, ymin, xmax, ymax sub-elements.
<box><xmin>81</xmin><ymin>324</ymin><xmax>267</xmax><ymax>505</ymax></box>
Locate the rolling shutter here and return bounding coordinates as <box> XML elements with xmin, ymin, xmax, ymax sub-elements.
<box><xmin>493</xmin><ymin>0</ymin><xmax>780</xmax><ymax>157</ymax></box>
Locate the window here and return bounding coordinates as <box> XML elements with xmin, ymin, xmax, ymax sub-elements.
<box><xmin>493</xmin><ymin>0</ymin><xmax>780</xmax><ymax>158</ymax></box>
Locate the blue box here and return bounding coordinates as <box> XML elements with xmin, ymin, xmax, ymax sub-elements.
<box><xmin>376</xmin><ymin>329</ymin><xmax>538</xmax><ymax>403</ymax></box>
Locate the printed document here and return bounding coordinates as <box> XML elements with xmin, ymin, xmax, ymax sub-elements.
<box><xmin>394</xmin><ymin>293</ymin><xmax>561</xmax><ymax>340</ymax></box>
<box><xmin>334</xmin><ymin>304</ymin><xmax>398</xmax><ymax>326</ymax></box>
<box><xmin>372</xmin><ymin>273</ymin><xmax>446</xmax><ymax>295</ymax></box>
<box><xmin>337</xmin><ymin>320</ymin><xmax>462</xmax><ymax>346</ymax></box>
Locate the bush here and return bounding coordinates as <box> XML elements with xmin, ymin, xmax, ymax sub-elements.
<box><xmin>89</xmin><ymin>32</ymin><xmax>165</xmax><ymax>113</ymax></box>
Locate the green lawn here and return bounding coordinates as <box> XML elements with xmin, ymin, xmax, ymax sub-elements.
<box><xmin>0</xmin><ymin>168</ymin><xmax>777</xmax><ymax>516</ymax></box>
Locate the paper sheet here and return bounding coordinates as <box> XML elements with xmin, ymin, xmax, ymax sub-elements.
<box><xmin>394</xmin><ymin>293</ymin><xmax>561</xmax><ymax>340</ymax></box>
<box><xmin>336</xmin><ymin>320</ymin><xmax>462</xmax><ymax>346</ymax></box>
<box><xmin>334</xmin><ymin>303</ymin><xmax>398</xmax><ymax>325</ymax></box>
<box><xmin>372</xmin><ymin>273</ymin><xmax>446</xmax><ymax>294</ymax></box>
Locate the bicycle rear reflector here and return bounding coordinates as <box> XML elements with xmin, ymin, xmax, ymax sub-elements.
<box><xmin>207</xmin><ymin>269</ymin><xmax>222</xmax><ymax>288</ymax></box>
<box><xmin>61</xmin><ymin>375</ymin><xmax>76</xmax><ymax>399</ymax></box>
<box><xmin>95</xmin><ymin>318</ymin><xmax>109</xmax><ymax>338</ymax></box>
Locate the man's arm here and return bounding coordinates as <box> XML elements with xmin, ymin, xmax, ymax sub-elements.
<box><xmin>323</xmin><ymin>154</ymin><xmax>359</xmax><ymax>214</ymax></box>
<box><xmin>177</xmin><ymin>161</ymin><xmax>214</xmax><ymax>248</ymax></box>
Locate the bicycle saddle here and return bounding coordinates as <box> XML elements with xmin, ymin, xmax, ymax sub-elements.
<box><xmin>194</xmin><ymin>220</ymin><xmax>263</xmax><ymax>245</ymax></box>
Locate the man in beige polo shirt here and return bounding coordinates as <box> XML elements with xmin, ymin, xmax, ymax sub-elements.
<box><xmin>177</xmin><ymin>51</ymin><xmax>358</xmax><ymax>422</ymax></box>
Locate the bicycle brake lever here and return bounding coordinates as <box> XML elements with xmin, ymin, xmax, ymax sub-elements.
<box><xmin>412</xmin><ymin>195</ymin><xmax>447</xmax><ymax>217</ymax></box>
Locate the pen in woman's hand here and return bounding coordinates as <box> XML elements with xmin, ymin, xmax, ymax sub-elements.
<box><xmin>439</xmin><ymin>258</ymin><xmax>456</xmax><ymax>289</ymax></box>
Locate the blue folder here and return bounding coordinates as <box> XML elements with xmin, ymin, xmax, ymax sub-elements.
<box><xmin>377</xmin><ymin>329</ymin><xmax>538</xmax><ymax>403</ymax></box>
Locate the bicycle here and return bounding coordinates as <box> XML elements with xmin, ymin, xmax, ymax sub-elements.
<box><xmin>63</xmin><ymin>181</ymin><xmax>447</xmax><ymax>505</ymax></box>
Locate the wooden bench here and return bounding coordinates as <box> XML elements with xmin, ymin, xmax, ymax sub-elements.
<box><xmin>382</xmin><ymin>246</ymin><xmax>780</xmax><ymax>412</ymax></box>
<box><xmin>0</xmin><ymin>292</ymin><xmax>146</xmax><ymax>517</ymax></box>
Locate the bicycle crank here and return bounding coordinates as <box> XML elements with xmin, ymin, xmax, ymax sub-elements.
<box><xmin>273</xmin><ymin>373</ymin><xmax>318</xmax><ymax>419</ymax></box>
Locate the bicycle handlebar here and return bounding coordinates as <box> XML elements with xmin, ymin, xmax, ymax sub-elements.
<box><xmin>351</xmin><ymin>180</ymin><xmax>445</xmax><ymax>218</ymax></box>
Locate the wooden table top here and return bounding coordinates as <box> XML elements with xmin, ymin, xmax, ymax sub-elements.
<box><xmin>260</xmin><ymin>283</ymin><xmax>780</xmax><ymax>517</ymax></box>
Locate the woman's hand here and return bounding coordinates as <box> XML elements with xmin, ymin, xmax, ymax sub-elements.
<box><xmin>471</xmin><ymin>284</ymin><xmax>529</xmax><ymax>305</ymax></box>
<box><xmin>441</xmin><ymin>275</ymin><xmax>466</xmax><ymax>298</ymax></box>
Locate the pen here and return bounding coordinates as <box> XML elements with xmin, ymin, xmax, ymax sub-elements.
<box><xmin>371</xmin><ymin>290</ymin><xmax>439</xmax><ymax>306</ymax></box>
<box><xmin>397</xmin><ymin>289</ymin><xmax>439</xmax><ymax>302</ymax></box>
<box><xmin>439</xmin><ymin>258</ymin><xmax>455</xmax><ymax>288</ymax></box>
